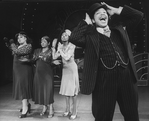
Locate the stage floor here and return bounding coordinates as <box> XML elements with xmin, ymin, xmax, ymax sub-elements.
<box><xmin>0</xmin><ymin>83</ymin><xmax>149</xmax><ymax>121</ymax></box>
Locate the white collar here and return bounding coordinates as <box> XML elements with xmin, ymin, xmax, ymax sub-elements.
<box><xmin>96</xmin><ymin>26</ymin><xmax>110</xmax><ymax>34</ymax></box>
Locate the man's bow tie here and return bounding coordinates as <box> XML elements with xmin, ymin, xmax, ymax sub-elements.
<box><xmin>103</xmin><ymin>27</ymin><xmax>111</xmax><ymax>37</ymax></box>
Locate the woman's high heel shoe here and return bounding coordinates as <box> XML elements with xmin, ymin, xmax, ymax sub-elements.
<box><xmin>69</xmin><ymin>114</ymin><xmax>77</xmax><ymax>120</ymax></box>
<box><xmin>69</xmin><ymin>110</ymin><xmax>77</xmax><ymax>120</ymax></box>
<box><xmin>40</xmin><ymin>111</ymin><xmax>46</xmax><ymax>116</ymax></box>
<box><xmin>40</xmin><ymin>106</ymin><xmax>48</xmax><ymax>116</ymax></box>
<box><xmin>63</xmin><ymin>111</ymin><xmax>71</xmax><ymax>117</ymax></box>
<box><xmin>48</xmin><ymin>105</ymin><xmax>54</xmax><ymax>118</ymax></box>
<box><xmin>28</xmin><ymin>103</ymin><xmax>31</xmax><ymax>114</ymax></box>
<box><xmin>48</xmin><ymin>111</ymin><xmax>54</xmax><ymax>118</ymax></box>
<box><xmin>19</xmin><ymin>109</ymin><xmax>29</xmax><ymax>118</ymax></box>
<box><xmin>20</xmin><ymin>103</ymin><xmax>31</xmax><ymax>113</ymax></box>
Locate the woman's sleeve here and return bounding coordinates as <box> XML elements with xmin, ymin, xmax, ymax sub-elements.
<box><xmin>32</xmin><ymin>49</ymin><xmax>39</xmax><ymax>61</ymax></box>
<box><xmin>60</xmin><ymin>44</ymin><xmax>75</xmax><ymax>61</ymax></box>
<box><xmin>52</xmin><ymin>47</ymin><xmax>61</xmax><ymax>60</ymax></box>
<box><xmin>12</xmin><ymin>44</ymin><xmax>32</xmax><ymax>56</ymax></box>
<box><xmin>119</xmin><ymin>5</ymin><xmax>143</xmax><ymax>32</ymax></box>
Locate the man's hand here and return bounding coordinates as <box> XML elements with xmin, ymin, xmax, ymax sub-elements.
<box><xmin>84</xmin><ymin>13</ymin><xmax>93</xmax><ymax>25</ymax></box>
<box><xmin>101</xmin><ymin>2</ymin><xmax>123</xmax><ymax>16</ymax></box>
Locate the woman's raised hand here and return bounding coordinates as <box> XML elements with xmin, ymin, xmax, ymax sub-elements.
<box><xmin>57</xmin><ymin>42</ymin><xmax>62</xmax><ymax>51</ymax></box>
<box><xmin>52</xmin><ymin>38</ymin><xmax>58</xmax><ymax>48</ymax></box>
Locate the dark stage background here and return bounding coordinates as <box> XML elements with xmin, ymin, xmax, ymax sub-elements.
<box><xmin>0</xmin><ymin>0</ymin><xmax>148</xmax><ymax>86</ymax></box>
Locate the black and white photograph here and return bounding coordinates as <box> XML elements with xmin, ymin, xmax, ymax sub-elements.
<box><xmin>0</xmin><ymin>0</ymin><xmax>149</xmax><ymax>121</ymax></box>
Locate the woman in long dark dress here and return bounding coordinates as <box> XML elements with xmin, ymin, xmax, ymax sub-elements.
<box><xmin>10</xmin><ymin>31</ymin><xmax>33</xmax><ymax>118</ymax></box>
<box><xmin>32</xmin><ymin>36</ymin><xmax>55</xmax><ymax>118</ymax></box>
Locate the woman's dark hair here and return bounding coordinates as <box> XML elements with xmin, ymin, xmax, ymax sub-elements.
<box><xmin>15</xmin><ymin>31</ymin><xmax>32</xmax><ymax>45</ymax></box>
<box><xmin>41</xmin><ymin>36</ymin><xmax>52</xmax><ymax>48</ymax></box>
<box><xmin>41</xmin><ymin>36</ymin><xmax>51</xmax><ymax>43</ymax></box>
<box><xmin>60</xmin><ymin>29</ymin><xmax>65</xmax><ymax>37</ymax></box>
<box><xmin>59</xmin><ymin>29</ymin><xmax>71</xmax><ymax>41</ymax></box>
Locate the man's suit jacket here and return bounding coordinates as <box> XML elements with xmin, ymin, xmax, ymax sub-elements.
<box><xmin>70</xmin><ymin>5</ymin><xmax>143</xmax><ymax>95</ymax></box>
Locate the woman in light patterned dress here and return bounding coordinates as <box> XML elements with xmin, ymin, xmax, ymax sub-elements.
<box><xmin>52</xmin><ymin>29</ymin><xmax>80</xmax><ymax>120</ymax></box>
<box><xmin>9</xmin><ymin>31</ymin><xmax>33</xmax><ymax>118</ymax></box>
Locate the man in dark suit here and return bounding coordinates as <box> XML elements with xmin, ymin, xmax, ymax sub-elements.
<box><xmin>69</xmin><ymin>2</ymin><xmax>143</xmax><ymax>121</ymax></box>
